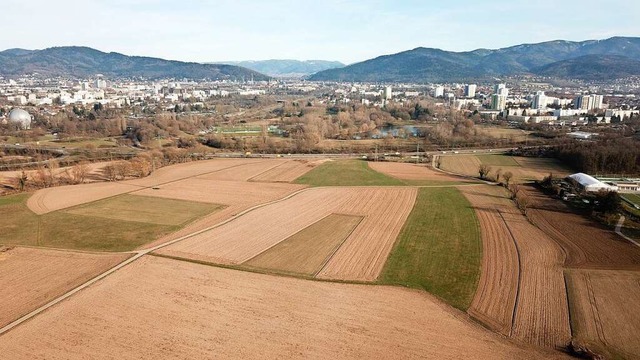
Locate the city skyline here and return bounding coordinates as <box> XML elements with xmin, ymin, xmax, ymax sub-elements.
<box><xmin>1</xmin><ymin>0</ymin><xmax>639</xmax><ymax>64</ymax></box>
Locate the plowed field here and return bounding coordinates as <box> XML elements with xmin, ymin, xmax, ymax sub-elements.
<box><xmin>135</xmin><ymin>179</ymin><xmax>305</xmax><ymax>249</ymax></box>
<box><xmin>194</xmin><ymin>159</ymin><xmax>283</xmax><ymax>181</ymax></box>
<box><xmin>368</xmin><ymin>161</ymin><xmax>473</xmax><ymax>182</ymax></box>
<box><xmin>249</xmin><ymin>159</ymin><xmax>328</xmax><ymax>182</ymax></box>
<box><xmin>566</xmin><ymin>269</ymin><xmax>640</xmax><ymax>359</ymax></box>
<box><xmin>26</xmin><ymin>158</ymin><xmax>279</xmax><ymax>214</ymax></box>
<box><xmin>461</xmin><ymin>185</ymin><xmax>571</xmax><ymax>349</ymax></box>
<box><xmin>525</xmin><ymin>187</ymin><xmax>640</xmax><ymax>269</ymax></box>
<box><xmin>158</xmin><ymin>187</ymin><xmax>417</xmax><ymax>281</ymax></box>
<box><xmin>440</xmin><ymin>155</ymin><xmax>570</xmax><ymax>183</ymax></box>
<box><xmin>460</xmin><ymin>186</ymin><xmax>518</xmax><ymax>336</ymax></box>
<box><xmin>244</xmin><ymin>214</ymin><xmax>363</xmax><ymax>276</ymax></box>
<box><xmin>0</xmin><ymin>255</ymin><xmax>569</xmax><ymax>359</ymax></box>
<box><xmin>0</xmin><ymin>247</ymin><xmax>130</xmax><ymax>328</ymax></box>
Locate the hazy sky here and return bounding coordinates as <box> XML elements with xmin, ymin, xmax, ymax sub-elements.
<box><xmin>2</xmin><ymin>0</ymin><xmax>638</xmax><ymax>64</ymax></box>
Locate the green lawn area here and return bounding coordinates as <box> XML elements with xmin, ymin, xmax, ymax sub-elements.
<box><xmin>475</xmin><ymin>154</ymin><xmax>521</xmax><ymax>167</ymax></box>
<box><xmin>295</xmin><ymin>160</ymin><xmax>405</xmax><ymax>186</ymax></box>
<box><xmin>380</xmin><ymin>187</ymin><xmax>482</xmax><ymax>311</ymax></box>
<box><xmin>0</xmin><ymin>193</ymin><xmax>222</xmax><ymax>252</ymax></box>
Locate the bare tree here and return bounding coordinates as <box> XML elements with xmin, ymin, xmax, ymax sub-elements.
<box><xmin>495</xmin><ymin>168</ymin><xmax>502</xmax><ymax>183</ymax></box>
<box><xmin>503</xmin><ymin>171</ymin><xmax>513</xmax><ymax>186</ymax></box>
<box><xmin>16</xmin><ymin>170</ymin><xmax>28</xmax><ymax>191</ymax></box>
<box><xmin>478</xmin><ymin>164</ymin><xmax>491</xmax><ymax>180</ymax></box>
<box><xmin>70</xmin><ymin>161</ymin><xmax>90</xmax><ymax>184</ymax></box>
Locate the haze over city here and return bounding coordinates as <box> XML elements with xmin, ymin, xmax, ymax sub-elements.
<box><xmin>2</xmin><ymin>0</ymin><xmax>640</xmax><ymax>63</ymax></box>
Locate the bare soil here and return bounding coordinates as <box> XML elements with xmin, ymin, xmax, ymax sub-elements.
<box><xmin>566</xmin><ymin>269</ymin><xmax>640</xmax><ymax>359</ymax></box>
<box><xmin>460</xmin><ymin>185</ymin><xmax>571</xmax><ymax>349</ymax></box>
<box><xmin>525</xmin><ymin>187</ymin><xmax>640</xmax><ymax>269</ymax></box>
<box><xmin>0</xmin><ymin>255</ymin><xmax>570</xmax><ymax>359</ymax></box>
<box><xmin>0</xmin><ymin>247</ymin><xmax>129</xmax><ymax>328</ymax></box>
<box><xmin>158</xmin><ymin>187</ymin><xmax>417</xmax><ymax>281</ymax></box>
<box><xmin>368</xmin><ymin>161</ymin><xmax>472</xmax><ymax>182</ymax></box>
<box><xmin>244</xmin><ymin>214</ymin><xmax>363</xmax><ymax>275</ymax></box>
<box><xmin>249</xmin><ymin>159</ymin><xmax>328</xmax><ymax>183</ymax></box>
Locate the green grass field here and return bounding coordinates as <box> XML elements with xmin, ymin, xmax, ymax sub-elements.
<box><xmin>0</xmin><ymin>193</ymin><xmax>222</xmax><ymax>252</ymax></box>
<box><xmin>295</xmin><ymin>160</ymin><xmax>405</xmax><ymax>186</ymax></box>
<box><xmin>380</xmin><ymin>187</ymin><xmax>482</xmax><ymax>310</ymax></box>
<box><xmin>475</xmin><ymin>154</ymin><xmax>521</xmax><ymax>167</ymax></box>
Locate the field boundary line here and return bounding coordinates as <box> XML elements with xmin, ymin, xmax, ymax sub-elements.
<box><xmin>240</xmin><ymin>212</ymin><xmax>336</xmax><ymax>264</ymax></box>
<box><xmin>498</xmin><ymin>210</ymin><xmax>522</xmax><ymax>338</ymax></box>
<box><xmin>314</xmin><ymin>214</ymin><xmax>366</xmax><ymax>277</ymax></box>
<box><xmin>615</xmin><ymin>216</ymin><xmax>640</xmax><ymax>247</ymax></box>
<box><xmin>0</xmin><ymin>183</ymin><xmax>316</xmax><ymax>336</ymax></box>
<box><xmin>245</xmin><ymin>160</ymin><xmax>290</xmax><ymax>182</ymax></box>
<box><xmin>29</xmin><ymin>159</ymin><xmax>268</xmax><ymax>214</ymax></box>
<box><xmin>0</xmin><ymin>251</ymin><xmax>141</xmax><ymax>336</ymax></box>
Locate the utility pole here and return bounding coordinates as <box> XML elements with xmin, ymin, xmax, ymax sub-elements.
<box><xmin>416</xmin><ymin>142</ymin><xmax>419</xmax><ymax>164</ymax></box>
<box><xmin>375</xmin><ymin>144</ymin><xmax>378</xmax><ymax>162</ymax></box>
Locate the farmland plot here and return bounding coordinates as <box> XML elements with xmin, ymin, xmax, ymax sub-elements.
<box><xmin>525</xmin><ymin>187</ymin><xmax>640</xmax><ymax>269</ymax></box>
<box><xmin>249</xmin><ymin>159</ymin><xmax>327</xmax><ymax>183</ymax></box>
<box><xmin>159</xmin><ymin>187</ymin><xmax>417</xmax><ymax>281</ymax></box>
<box><xmin>26</xmin><ymin>158</ymin><xmax>264</xmax><ymax>214</ymax></box>
<box><xmin>0</xmin><ymin>255</ymin><xmax>570</xmax><ymax>360</ymax></box>
<box><xmin>135</xmin><ymin>179</ymin><xmax>305</xmax><ymax>249</ymax></box>
<box><xmin>460</xmin><ymin>186</ymin><xmax>519</xmax><ymax>336</ymax></box>
<box><xmin>244</xmin><ymin>214</ymin><xmax>363</xmax><ymax>276</ymax></box>
<box><xmin>565</xmin><ymin>269</ymin><xmax>640</xmax><ymax>359</ymax></box>
<box><xmin>461</xmin><ymin>185</ymin><xmax>571</xmax><ymax>349</ymax></box>
<box><xmin>368</xmin><ymin>161</ymin><xmax>472</xmax><ymax>183</ymax></box>
<box><xmin>0</xmin><ymin>247</ymin><xmax>129</xmax><ymax>328</ymax></box>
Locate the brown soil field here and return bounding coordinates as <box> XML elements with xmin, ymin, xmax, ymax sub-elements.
<box><xmin>368</xmin><ymin>161</ymin><xmax>472</xmax><ymax>182</ymax></box>
<box><xmin>158</xmin><ymin>187</ymin><xmax>417</xmax><ymax>281</ymax></box>
<box><xmin>244</xmin><ymin>214</ymin><xmax>363</xmax><ymax>275</ymax></box>
<box><xmin>194</xmin><ymin>159</ymin><xmax>284</xmax><ymax>181</ymax></box>
<box><xmin>27</xmin><ymin>181</ymin><xmax>142</xmax><ymax>215</ymax></box>
<box><xmin>501</xmin><ymin>210</ymin><xmax>571</xmax><ymax>349</ymax></box>
<box><xmin>127</xmin><ymin>158</ymin><xmax>257</xmax><ymax>186</ymax></box>
<box><xmin>460</xmin><ymin>185</ymin><xmax>571</xmax><ymax>349</ymax></box>
<box><xmin>25</xmin><ymin>158</ymin><xmax>279</xmax><ymax>214</ymax></box>
<box><xmin>460</xmin><ymin>186</ymin><xmax>519</xmax><ymax>336</ymax></box>
<box><xmin>249</xmin><ymin>159</ymin><xmax>328</xmax><ymax>183</ymax></box>
<box><xmin>316</xmin><ymin>187</ymin><xmax>417</xmax><ymax>281</ymax></box>
<box><xmin>566</xmin><ymin>269</ymin><xmax>640</xmax><ymax>359</ymax></box>
<box><xmin>134</xmin><ymin>179</ymin><xmax>305</xmax><ymax>249</ymax></box>
<box><xmin>440</xmin><ymin>155</ymin><xmax>569</xmax><ymax>183</ymax></box>
<box><xmin>0</xmin><ymin>255</ymin><xmax>570</xmax><ymax>359</ymax></box>
<box><xmin>0</xmin><ymin>246</ymin><xmax>130</xmax><ymax>328</ymax></box>
<box><xmin>525</xmin><ymin>187</ymin><xmax>640</xmax><ymax>269</ymax></box>
<box><xmin>439</xmin><ymin>155</ymin><xmax>483</xmax><ymax>178</ymax></box>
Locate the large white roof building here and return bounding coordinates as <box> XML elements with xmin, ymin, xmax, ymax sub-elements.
<box><xmin>569</xmin><ymin>173</ymin><xmax>618</xmax><ymax>192</ymax></box>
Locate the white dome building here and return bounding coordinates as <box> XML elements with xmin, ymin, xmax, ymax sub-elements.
<box><xmin>7</xmin><ymin>108</ymin><xmax>32</xmax><ymax>129</ymax></box>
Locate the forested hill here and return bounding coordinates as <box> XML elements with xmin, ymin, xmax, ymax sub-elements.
<box><xmin>309</xmin><ymin>37</ymin><xmax>640</xmax><ymax>82</ymax></box>
<box><xmin>0</xmin><ymin>47</ymin><xmax>270</xmax><ymax>80</ymax></box>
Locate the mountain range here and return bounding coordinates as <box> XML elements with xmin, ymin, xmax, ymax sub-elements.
<box><xmin>215</xmin><ymin>60</ymin><xmax>344</xmax><ymax>77</ymax></box>
<box><xmin>309</xmin><ymin>37</ymin><xmax>640</xmax><ymax>82</ymax></box>
<box><xmin>2</xmin><ymin>37</ymin><xmax>640</xmax><ymax>82</ymax></box>
<box><xmin>0</xmin><ymin>47</ymin><xmax>269</xmax><ymax>81</ymax></box>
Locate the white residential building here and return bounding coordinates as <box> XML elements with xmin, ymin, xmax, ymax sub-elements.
<box><xmin>464</xmin><ymin>84</ymin><xmax>476</xmax><ymax>98</ymax></box>
<box><xmin>532</xmin><ymin>91</ymin><xmax>547</xmax><ymax>110</ymax></box>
